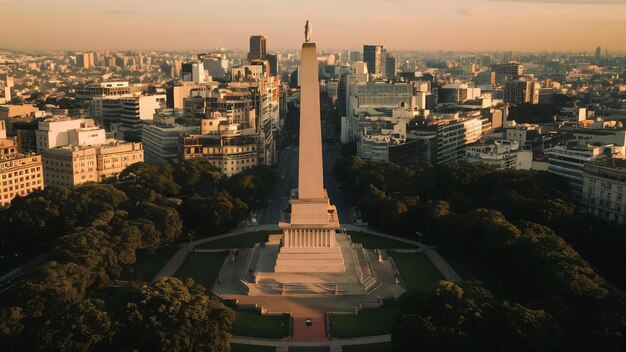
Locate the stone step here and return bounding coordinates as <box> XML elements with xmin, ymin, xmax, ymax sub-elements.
<box><xmin>277</xmin><ymin>253</ymin><xmax>345</xmax><ymax>260</ymax></box>
<box><xmin>274</xmin><ymin>263</ymin><xmax>345</xmax><ymax>273</ymax></box>
<box><xmin>279</xmin><ymin>247</ymin><xmax>343</xmax><ymax>254</ymax></box>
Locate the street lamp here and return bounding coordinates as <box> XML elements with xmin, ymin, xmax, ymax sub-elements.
<box><xmin>415</xmin><ymin>231</ymin><xmax>423</xmax><ymax>248</ymax></box>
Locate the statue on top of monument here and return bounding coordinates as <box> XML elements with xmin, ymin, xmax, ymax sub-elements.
<box><xmin>305</xmin><ymin>20</ymin><xmax>312</xmax><ymax>43</ymax></box>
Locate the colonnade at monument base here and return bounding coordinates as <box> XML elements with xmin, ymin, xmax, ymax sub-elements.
<box><xmin>274</xmin><ymin>228</ymin><xmax>344</xmax><ymax>273</ymax></box>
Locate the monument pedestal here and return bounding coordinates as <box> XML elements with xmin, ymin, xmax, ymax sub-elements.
<box><xmin>235</xmin><ymin>232</ymin><xmax>380</xmax><ymax>296</ymax></box>
<box><xmin>274</xmin><ymin>194</ymin><xmax>344</xmax><ymax>273</ymax></box>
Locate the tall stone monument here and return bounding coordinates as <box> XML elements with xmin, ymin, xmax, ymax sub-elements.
<box><xmin>274</xmin><ymin>21</ymin><xmax>344</xmax><ymax>273</ymax></box>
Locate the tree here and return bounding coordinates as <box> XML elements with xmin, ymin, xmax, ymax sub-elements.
<box><xmin>118</xmin><ymin>163</ymin><xmax>180</xmax><ymax>197</ymax></box>
<box><xmin>394</xmin><ymin>280</ymin><xmax>561</xmax><ymax>352</ymax></box>
<box><xmin>122</xmin><ymin>278</ymin><xmax>234</xmax><ymax>352</ymax></box>
<box><xmin>173</xmin><ymin>159</ymin><xmax>224</xmax><ymax>197</ymax></box>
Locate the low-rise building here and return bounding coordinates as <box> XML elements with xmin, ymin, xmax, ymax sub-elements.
<box><xmin>0</xmin><ymin>139</ymin><xmax>44</xmax><ymax>207</ymax></box>
<box><xmin>583</xmin><ymin>158</ymin><xmax>626</xmax><ymax>224</ymax></box>
<box><xmin>465</xmin><ymin>140</ymin><xmax>532</xmax><ymax>170</ymax></box>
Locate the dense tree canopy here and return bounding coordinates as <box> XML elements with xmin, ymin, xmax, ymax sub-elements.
<box><xmin>335</xmin><ymin>153</ymin><xmax>626</xmax><ymax>351</ymax></box>
<box><xmin>0</xmin><ymin>160</ymin><xmax>275</xmax><ymax>351</ymax></box>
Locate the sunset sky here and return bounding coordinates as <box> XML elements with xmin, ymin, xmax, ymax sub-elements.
<box><xmin>2</xmin><ymin>0</ymin><xmax>626</xmax><ymax>52</ymax></box>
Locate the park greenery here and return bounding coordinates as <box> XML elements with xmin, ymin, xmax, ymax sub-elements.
<box><xmin>0</xmin><ymin>159</ymin><xmax>275</xmax><ymax>351</ymax></box>
<box><xmin>335</xmin><ymin>146</ymin><xmax>626</xmax><ymax>351</ymax></box>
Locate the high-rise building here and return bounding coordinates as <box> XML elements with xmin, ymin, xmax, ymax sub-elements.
<box><xmin>76</xmin><ymin>52</ymin><xmax>90</xmax><ymax>69</ymax></box>
<box><xmin>490</xmin><ymin>63</ymin><xmax>523</xmax><ymax>86</ymax></box>
<box><xmin>504</xmin><ymin>78</ymin><xmax>539</xmax><ymax>105</ymax></box>
<box><xmin>266</xmin><ymin>53</ymin><xmax>279</xmax><ymax>76</ymax></box>
<box><xmin>385</xmin><ymin>55</ymin><xmax>397</xmax><ymax>78</ymax></box>
<box><xmin>248</xmin><ymin>35</ymin><xmax>267</xmax><ymax>61</ymax></box>
<box><xmin>348</xmin><ymin>51</ymin><xmax>362</xmax><ymax>63</ymax></box>
<box><xmin>363</xmin><ymin>45</ymin><xmax>385</xmax><ymax>76</ymax></box>
<box><xmin>0</xmin><ymin>138</ymin><xmax>44</xmax><ymax>207</ymax></box>
<box><xmin>595</xmin><ymin>46</ymin><xmax>602</xmax><ymax>61</ymax></box>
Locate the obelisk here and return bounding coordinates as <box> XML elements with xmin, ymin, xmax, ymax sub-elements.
<box><xmin>274</xmin><ymin>21</ymin><xmax>344</xmax><ymax>273</ymax></box>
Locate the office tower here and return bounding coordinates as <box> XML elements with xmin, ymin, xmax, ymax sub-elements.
<box><xmin>363</xmin><ymin>45</ymin><xmax>385</xmax><ymax>75</ymax></box>
<box><xmin>349</xmin><ymin>51</ymin><xmax>361</xmax><ymax>63</ymax></box>
<box><xmin>490</xmin><ymin>62</ymin><xmax>523</xmax><ymax>86</ymax></box>
<box><xmin>267</xmin><ymin>53</ymin><xmax>279</xmax><ymax>76</ymax></box>
<box><xmin>595</xmin><ymin>46</ymin><xmax>602</xmax><ymax>61</ymax></box>
<box><xmin>504</xmin><ymin>78</ymin><xmax>539</xmax><ymax>105</ymax></box>
<box><xmin>76</xmin><ymin>52</ymin><xmax>90</xmax><ymax>69</ymax></box>
<box><xmin>248</xmin><ymin>35</ymin><xmax>267</xmax><ymax>61</ymax></box>
<box><xmin>385</xmin><ymin>55</ymin><xmax>397</xmax><ymax>78</ymax></box>
<box><xmin>182</xmin><ymin>63</ymin><xmax>193</xmax><ymax>81</ymax></box>
<box><xmin>181</xmin><ymin>61</ymin><xmax>207</xmax><ymax>83</ymax></box>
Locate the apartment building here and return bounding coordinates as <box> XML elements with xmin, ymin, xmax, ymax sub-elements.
<box><xmin>0</xmin><ymin>139</ymin><xmax>44</xmax><ymax>207</ymax></box>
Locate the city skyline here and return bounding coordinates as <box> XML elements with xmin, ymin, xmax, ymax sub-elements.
<box><xmin>2</xmin><ymin>0</ymin><xmax>626</xmax><ymax>52</ymax></box>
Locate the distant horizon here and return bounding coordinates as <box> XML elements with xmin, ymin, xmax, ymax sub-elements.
<box><xmin>2</xmin><ymin>0</ymin><xmax>626</xmax><ymax>53</ymax></box>
<box><xmin>2</xmin><ymin>47</ymin><xmax>626</xmax><ymax>56</ymax></box>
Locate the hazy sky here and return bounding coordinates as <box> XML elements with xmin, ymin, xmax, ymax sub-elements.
<box><xmin>2</xmin><ymin>0</ymin><xmax>626</xmax><ymax>52</ymax></box>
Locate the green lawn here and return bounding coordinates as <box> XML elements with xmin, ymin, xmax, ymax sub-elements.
<box><xmin>120</xmin><ymin>245</ymin><xmax>179</xmax><ymax>281</ymax></box>
<box><xmin>196</xmin><ymin>231</ymin><xmax>272</xmax><ymax>249</ymax></box>
<box><xmin>230</xmin><ymin>344</ymin><xmax>275</xmax><ymax>352</ymax></box>
<box><xmin>330</xmin><ymin>303</ymin><xmax>401</xmax><ymax>338</ymax></box>
<box><xmin>347</xmin><ymin>231</ymin><xmax>418</xmax><ymax>249</ymax></box>
<box><xmin>174</xmin><ymin>252</ymin><xmax>226</xmax><ymax>290</ymax></box>
<box><xmin>391</xmin><ymin>252</ymin><xmax>443</xmax><ymax>293</ymax></box>
<box><xmin>343</xmin><ymin>342</ymin><xmax>393</xmax><ymax>352</ymax></box>
<box><xmin>231</xmin><ymin>309</ymin><xmax>290</xmax><ymax>338</ymax></box>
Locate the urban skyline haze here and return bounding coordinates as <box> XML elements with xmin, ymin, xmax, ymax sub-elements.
<box><xmin>2</xmin><ymin>0</ymin><xmax>626</xmax><ymax>52</ymax></box>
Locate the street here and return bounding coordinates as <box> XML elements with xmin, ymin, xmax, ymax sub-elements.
<box><xmin>258</xmin><ymin>143</ymin><xmax>350</xmax><ymax>226</ymax></box>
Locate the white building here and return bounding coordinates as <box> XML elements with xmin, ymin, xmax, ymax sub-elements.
<box><xmin>434</xmin><ymin>114</ymin><xmax>485</xmax><ymax>164</ymax></box>
<box><xmin>548</xmin><ymin>142</ymin><xmax>625</xmax><ymax>196</ymax></box>
<box><xmin>504</xmin><ymin>123</ymin><xmax>542</xmax><ymax>146</ymax></box>
<box><xmin>583</xmin><ymin>158</ymin><xmax>626</xmax><ymax>224</ymax></box>
<box><xmin>101</xmin><ymin>95</ymin><xmax>166</xmax><ymax>141</ymax></box>
<box><xmin>343</xmin><ymin>77</ymin><xmax>413</xmax><ymax>143</ymax></box>
<box><xmin>466</xmin><ymin>140</ymin><xmax>532</xmax><ymax>170</ymax></box>
<box><xmin>36</xmin><ymin>116</ymin><xmax>105</xmax><ymax>152</ymax></box>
